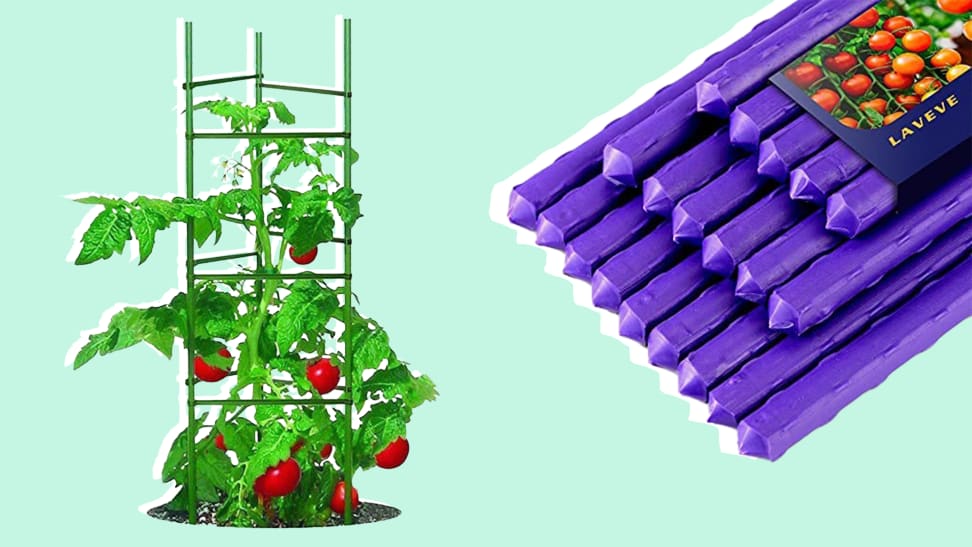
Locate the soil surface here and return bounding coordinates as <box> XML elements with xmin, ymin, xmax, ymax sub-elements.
<box><xmin>147</xmin><ymin>501</ymin><xmax>401</xmax><ymax>527</ymax></box>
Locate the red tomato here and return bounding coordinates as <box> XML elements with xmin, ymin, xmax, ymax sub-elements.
<box><xmin>290</xmin><ymin>439</ymin><xmax>306</xmax><ymax>455</ymax></box>
<box><xmin>895</xmin><ymin>94</ymin><xmax>922</xmax><ymax>111</ymax></box>
<box><xmin>320</xmin><ymin>443</ymin><xmax>334</xmax><ymax>459</ymax></box>
<box><xmin>289</xmin><ymin>245</ymin><xmax>318</xmax><ymax>265</ymax></box>
<box><xmin>849</xmin><ymin>8</ymin><xmax>880</xmax><ymax>28</ymax></box>
<box><xmin>892</xmin><ymin>53</ymin><xmax>925</xmax><ymax>76</ymax></box>
<box><xmin>258</xmin><ymin>458</ymin><xmax>302</xmax><ymax>498</ymax></box>
<box><xmin>811</xmin><ymin>88</ymin><xmax>841</xmax><ymax>112</ymax></box>
<box><xmin>864</xmin><ymin>54</ymin><xmax>893</xmax><ymax>75</ymax></box>
<box><xmin>839</xmin><ymin>117</ymin><xmax>860</xmax><ymax>128</ymax></box>
<box><xmin>823</xmin><ymin>35</ymin><xmax>839</xmax><ymax>46</ymax></box>
<box><xmin>785</xmin><ymin>62</ymin><xmax>824</xmax><ymax>89</ymax></box>
<box><xmin>868</xmin><ymin>31</ymin><xmax>897</xmax><ymax>52</ymax></box>
<box><xmin>884</xmin><ymin>71</ymin><xmax>916</xmax><ymax>89</ymax></box>
<box><xmin>860</xmin><ymin>98</ymin><xmax>888</xmax><ymax>115</ymax></box>
<box><xmin>884</xmin><ymin>112</ymin><xmax>906</xmax><ymax>125</ymax></box>
<box><xmin>194</xmin><ymin>348</ymin><xmax>232</xmax><ymax>382</ymax></box>
<box><xmin>965</xmin><ymin>21</ymin><xmax>972</xmax><ymax>41</ymax></box>
<box><xmin>901</xmin><ymin>30</ymin><xmax>932</xmax><ymax>52</ymax></box>
<box><xmin>841</xmin><ymin>74</ymin><xmax>872</xmax><ymax>97</ymax></box>
<box><xmin>254</xmin><ymin>475</ymin><xmax>268</xmax><ymax>498</ymax></box>
<box><xmin>306</xmin><ymin>357</ymin><xmax>340</xmax><ymax>394</ymax></box>
<box><xmin>824</xmin><ymin>52</ymin><xmax>857</xmax><ymax>73</ymax></box>
<box><xmin>913</xmin><ymin>77</ymin><xmax>942</xmax><ymax>95</ymax></box>
<box><xmin>938</xmin><ymin>0</ymin><xmax>972</xmax><ymax>15</ymax></box>
<box><xmin>375</xmin><ymin>437</ymin><xmax>410</xmax><ymax>469</ymax></box>
<box><xmin>883</xmin><ymin>16</ymin><xmax>915</xmax><ymax>37</ymax></box>
<box><xmin>215</xmin><ymin>433</ymin><xmax>227</xmax><ymax>451</ymax></box>
<box><xmin>931</xmin><ymin>48</ymin><xmax>963</xmax><ymax>68</ymax></box>
<box><xmin>330</xmin><ymin>481</ymin><xmax>360</xmax><ymax>513</ymax></box>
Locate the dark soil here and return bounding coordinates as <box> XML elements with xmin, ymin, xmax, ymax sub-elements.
<box><xmin>147</xmin><ymin>500</ymin><xmax>401</xmax><ymax>527</ymax></box>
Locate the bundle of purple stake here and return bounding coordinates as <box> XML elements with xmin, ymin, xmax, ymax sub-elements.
<box><xmin>501</xmin><ymin>0</ymin><xmax>972</xmax><ymax>460</ymax></box>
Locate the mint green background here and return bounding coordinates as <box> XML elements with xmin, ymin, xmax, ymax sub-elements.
<box><xmin>3</xmin><ymin>1</ymin><xmax>968</xmax><ymax>544</ymax></box>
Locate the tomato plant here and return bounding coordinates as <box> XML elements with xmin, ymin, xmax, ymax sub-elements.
<box><xmin>824</xmin><ymin>52</ymin><xmax>857</xmax><ymax>73</ymax></box>
<box><xmin>892</xmin><ymin>53</ymin><xmax>926</xmax><ymax>76</ymax></box>
<box><xmin>884</xmin><ymin>71</ymin><xmax>916</xmax><ymax>89</ymax></box>
<box><xmin>809</xmin><ymin>89</ymin><xmax>839</xmax><ymax>112</ymax></box>
<box><xmin>785</xmin><ymin>62</ymin><xmax>824</xmax><ymax>89</ymax></box>
<box><xmin>69</xmin><ymin>98</ymin><xmax>438</xmax><ymax>527</ymax></box>
<box><xmin>850</xmin><ymin>8</ymin><xmax>881</xmax><ymax>28</ymax></box>
<box><xmin>869</xmin><ymin>30</ymin><xmax>897</xmax><ymax>51</ymax></box>
<box><xmin>937</xmin><ymin>0</ymin><xmax>972</xmax><ymax>15</ymax></box>
<box><xmin>883</xmin><ymin>16</ymin><xmax>915</xmax><ymax>37</ymax></box>
<box><xmin>841</xmin><ymin>74</ymin><xmax>873</xmax><ymax>97</ymax></box>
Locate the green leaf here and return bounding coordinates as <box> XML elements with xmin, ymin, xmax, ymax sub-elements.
<box><xmin>76</xmin><ymin>207</ymin><xmax>133</xmax><ymax>265</ymax></box>
<box><xmin>284</xmin><ymin>210</ymin><xmax>335</xmax><ymax>254</ymax></box>
<box><xmin>129</xmin><ymin>203</ymin><xmax>170</xmax><ymax>264</ymax></box>
<box><xmin>243</xmin><ymin>423</ymin><xmax>298</xmax><ymax>487</ymax></box>
<box><xmin>73</xmin><ymin>329</ymin><xmax>120</xmax><ymax>369</ymax></box>
<box><xmin>354</xmin><ymin>400</ymin><xmax>409</xmax><ymax>468</ymax></box>
<box><xmin>330</xmin><ymin>186</ymin><xmax>362</xmax><ymax>226</ymax></box>
<box><xmin>360</xmin><ymin>366</ymin><xmax>438</xmax><ymax>408</ymax></box>
<box><xmin>269</xmin><ymin>101</ymin><xmax>296</xmax><ymax>124</ymax></box>
<box><xmin>274</xmin><ymin>280</ymin><xmax>339</xmax><ymax>351</ymax></box>
<box><xmin>74</xmin><ymin>195</ymin><xmax>124</xmax><ymax>206</ymax></box>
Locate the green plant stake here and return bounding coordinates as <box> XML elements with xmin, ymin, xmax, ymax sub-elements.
<box><xmin>67</xmin><ymin>18</ymin><xmax>436</xmax><ymax>527</ymax></box>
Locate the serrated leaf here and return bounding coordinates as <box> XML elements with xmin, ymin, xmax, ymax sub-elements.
<box><xmin>284</xmin><ymin>211</ymin><xmax>335</xmax><ymax>254</ymax></box>
<box><xmin>274</xmin><ymin>280</ymin><xmax>339</xmax><ymax>351</ymax></box>
<box><xmin>354</xmin><ymin>400</ymin><xmax>409</xmax><ymax>468</ymax></box>
<box><xmin>73</xmin><ymin>329</ymin><xmax>120</xmax><ymax>369</ymax></box>
<box><xmin>330</xmin><ymin>186</ymin><xmax>362</xmax><ymax>226</ymax></box>
<box><xmin>76</xmin><ymin>207</ymin><xmax>133</xmax><ymax>265</ymax></box>
<box><xmin>269</xmin><ymin>101</ymin><xmax>296</xmax><ymax>124</ymax></box>
<box><xmin>130</xmin><ymin>203</ymin><xmax>170</xmax><ymax>264</ymax></box>
<box><xmin>74</xmin><ymin>195</ymin><xmax>124</xmax><ymax>206</ymax></box>
<box><xmin>243</xmin><ymin>423</ymin><xmax>298</xmax><ymax>487</ymax></box>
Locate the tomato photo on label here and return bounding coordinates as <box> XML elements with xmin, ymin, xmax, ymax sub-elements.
<box><xmin>375</xmin><ymin>437</ymin><xmax>410</xmax><ymax>469</ymax></box>
<box><xmin>306</xmin><ymin>357</ymin><xmax>341</xmax><ymax>394</ymax></box>
<box><xmin>884</xmin><ymin>71</ymin><xmax>916</xmax><ymax>89</ymax></box>
<box><xmin>841</xmin><ymin>74</ymin><xmax>872</xmax><ymax>97</ymax></box>
<box><xmin>883</xmin><ymin>16</ymin><xmax>915</xmax><ymax>37</ymax></box>
<box><xmin>892</xmin><ymin>53</ymin><xmax>925</xmax><ymax>76</ymax></box>
<box><xmin>330</xmin><ymin>481</ymin><xmax>360</xmax><ymax>513</ymax></box>
<box><xmin>895</xmin><ymin>94</ymin><xmax>921</xmax><ymax>111</ymax></box>
<box><xmin>937</xmin><ymin>0</ymin><xmax>972</xmax><ymax>15</ymax></box>
<box><xmin>901</xmin><ymin>30</ymin><xmax>932</xmax><ymax>52</ymax></box>
<box><xmin>811</xmin><ymin>88</ymin><xmax>841</xmax><ymax>112</ymax></box>
<box><xmin>824</xmin><ymin>52</ymin><xmax>857</xmax><ymax>74</ymax></box>
<box><xmin>849</xmin><ymin>7</ymin><xmax>880</xmax><ymax>28</ymax></box>
<box><xmin>785</xmin><ymin>62</ymin><xmax>824</xmax><ymax>89</ymax></box>
<box><xmin>839</xmin><ymin>117</ymin><xmax>859</xmax><ymax>128</ymax></box>
<box><xmin>931</xmin><ymin>48</ymin><xmax>963</xmax><ymax>68</ymax></box>
<box><xmin>860</xmin><ymin>98</ymin><xmax>888</xmax><ymax>115</ymax></box>
<box><xmin>289</xmin><ymin>245</ymin><xmax>318</xmax><ymax>265</ymax></box>
<box><xmin>947</xmin><ymin>64</ymin><xmax>971</xmax><ymax>82</ymax></box>
<box><xmin>258</xmin><ymin>458</ymin><xmax>302</xmax><ymax>498</ymax></box>
<box><xmin>914</xmin><ymin>76</ymin><xmax>942</xmax><ymax>96</ymax></box>
<box><xmin>823</xmin><ymin>35</ymin><xmax>839</xmax><ymax>45</ymax></box>
<box><xmin>869</xmin><ymin>31</ymin><xmax>897</xmax><ymax>52</ymax></box>
<box><xmin>194</xmin><ymin>348</ymin><xmax>232</xmax><ymax>382</ymax></box>
<box><xmin>864</xmin><ymin>54</ymin><xmax>893</xmax><ymax>75</ymax></box>
<box><xmin>884</xmin><ymin>112</ymin><xmax>906</xmax><ymax>125</ymax></box>
<box><xmin>965</xmin><ymin>20</ymin><xmax>972</xmax><ymax>41</ymax></box>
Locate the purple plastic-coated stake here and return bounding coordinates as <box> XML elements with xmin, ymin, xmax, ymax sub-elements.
<box><xmin>564</xmin><ymin>198</ymin><xmax>658</xmax><ymax>281</ymax></box>
<box><xmin>642</xmin><ymin>127</ymin><xmax>739</xmax><ymax>215</ymax></box>
<box><xmin>697</xmin><ymin>0</ymin><xmax>879</xmax><ymax>118</ymax></box>
<box><xmin>618</xmin><ymin>253</ymin><xmax>714</xmax><ymax>345</ymax></box>
<box><xmin>602</xmin><ymin>92</ymin><xmax>718</xmax><ymax>188</ymax></box>
<box><xmin>769</xmin><ymin>165</ymin><xmax>972</xmax><ymax>334</ymax></box>
<box><xmin>709</xmin><ymin>218</ymin><xmax>972</xmax><ymax>428</ymax></box>
<box><xmin>647</xmin><ymin>279</ymin><xmax>749</xmax><ymax>370</ymax></box>
<box><xmin>677</xmin><ymin>306</ymin><xmax>781</xmax><ymax>402</ymax></box>
<box><xmin>736</xmin><ymin>210</ymin><xmax>843</xmax><ymax>302</ymax></box>
<box><xmin>757</xmin><ymin>114</ymin><xmax>833</xmax><ymax>182</ymax></box>
<box><xmin>671</xmin><ymin>156</ymin><xmax>771</xmax><ymax>246</ymax></box>
<box><xmin>789</xmin><ymin>141</ymin><xmax>868</xmax><ymax>205</ymax></box>
<box><xmin>739</xmin><ymin>255</ymin><xmax>972</xmax><ymax>461</ymax></box>
<box><xmin>702</xmin><ymin>186</ymin><xmax>808</xmax><ymax>277</ymax></box>
<box><xmin>535</xmin><ymin>176</ymin><xmax>630</xmax><ymax>250</ymax></box>
<box><xmin>729</xmin><ymin>87</ymin><xmax>801</xmax><ymax>152</ymax></box>
<box><xmin>506</xmin><ymin>0</ymin><xmax>820</xmax><ymax>227</ymax></box>
<box><xmin>591</xmin><ymin>220</ymin><xmax>680</xmax><ymax>312</ymax></box>
<box><xmin>826</xmin><ymin>169</ymin><xmax>898</xmax><ymax>238</ymax></box>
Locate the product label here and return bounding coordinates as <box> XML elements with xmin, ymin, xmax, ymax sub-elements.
<box><xmin>771</xmin><ymin>1</ymin><xmax>972</xmax><ymax>183</ymax></box>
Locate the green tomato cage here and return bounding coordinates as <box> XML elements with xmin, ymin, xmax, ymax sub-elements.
<box><xmin>181</xmin><ymin>18</ymin><xmax>355</xmax><ymax>525</ymax></box>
